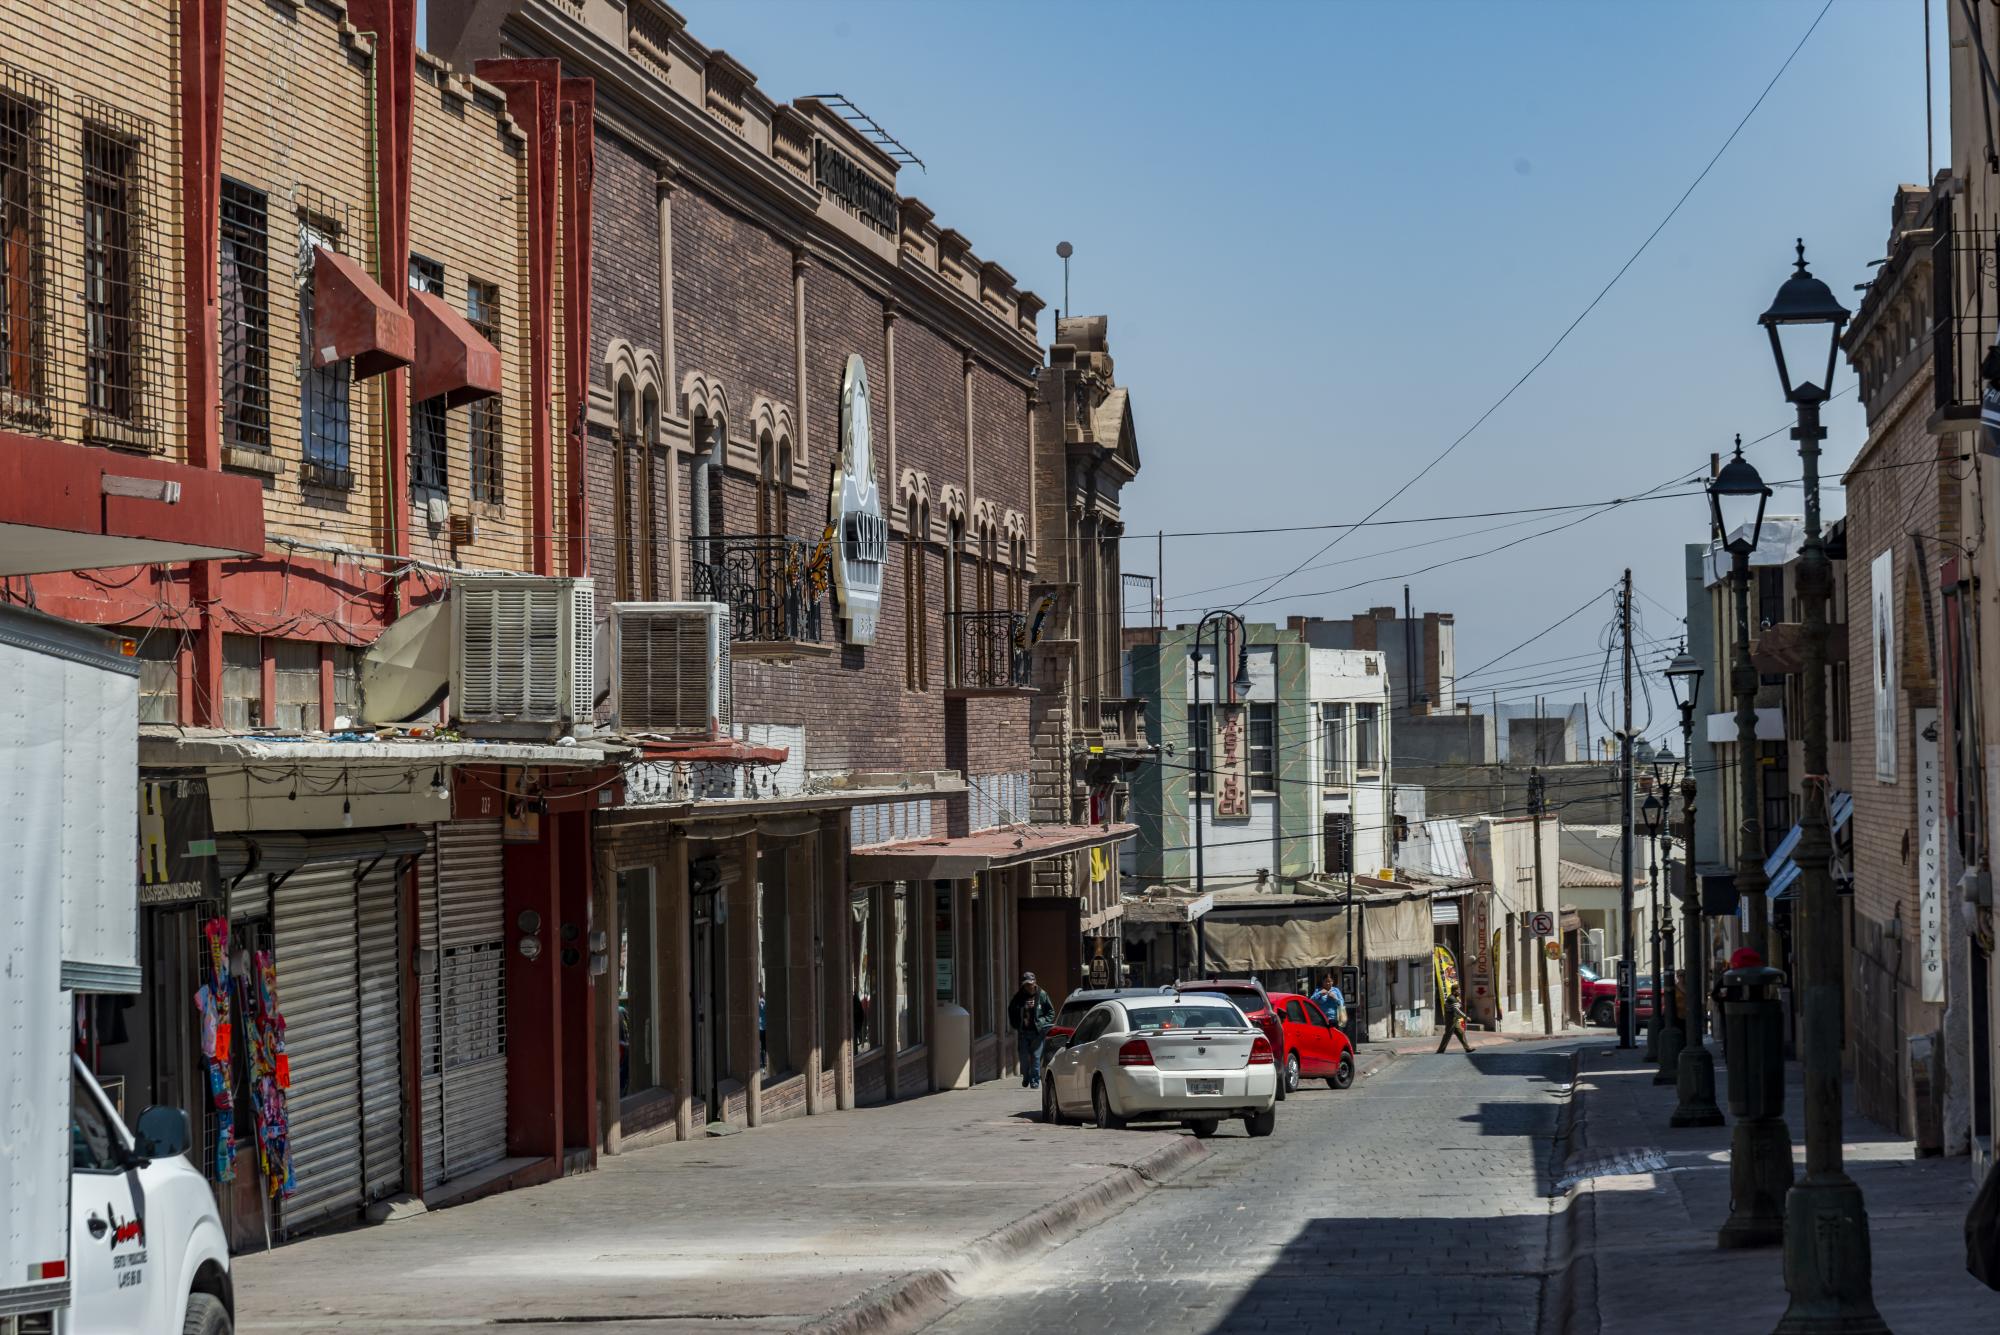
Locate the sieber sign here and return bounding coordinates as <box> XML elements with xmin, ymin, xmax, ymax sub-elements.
<box><xmin>831</xmin><ymin>353</ymin><xmax>887</xmax><ymax>645</ymax></box>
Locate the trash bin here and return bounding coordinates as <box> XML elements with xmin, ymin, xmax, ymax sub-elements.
<box><xmin>1720</xmin><ymin>964</ymin><xmax>1785</xmax><ymax>1121</ymax></box>
<box><xmin>931</xmin><ymin>1003</ymin><xmax>971</xmax><ymax>1090</ymax></box>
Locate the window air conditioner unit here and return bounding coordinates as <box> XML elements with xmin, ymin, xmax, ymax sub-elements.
<box><xmin>610</xmin><ymin>601</ymin><xmax>731</xmax><ymax>736</ymax></box>
<box><xmin>450</xmin><ymin>575</ymin><xmax>595</xmax><ymax>737</ymax></box>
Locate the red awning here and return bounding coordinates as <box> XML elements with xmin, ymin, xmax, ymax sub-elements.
<box><xmin>311</xmin><ymin>247</ymin><xmax>414</xmax><ymax>380</ymax></box>
<box><xmin>409</xmin><ymin>290</ymin><xmax>502</xmax><ymax>407</ymax></box>
<box><xmin>0</xmin><ymin>430</ymin><xmax>264</xmax><ymax>575</ymax></box>
<box><xmin>849</xmin><ymin>822</ymin><xmax>1136</xmax><ymax>881</ymax></box>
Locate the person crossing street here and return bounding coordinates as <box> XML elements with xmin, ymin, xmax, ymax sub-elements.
<box><xmin>1008</xmin><ymin>972</ymin><xmax>1055</xmax><ymax>1088</ymax></box>
<box><xmin>1436</xmin><ymin>984</ymin><xmax>1474</xmax><ymax>1054</ymax></box>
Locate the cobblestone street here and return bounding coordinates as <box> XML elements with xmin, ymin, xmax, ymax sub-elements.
<box><xmin>929</xmin><ymin>1040</ymin><xmax>1576</xmax><ymax>1334</ymax></box>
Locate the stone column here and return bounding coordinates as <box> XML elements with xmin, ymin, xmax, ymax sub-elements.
<box><xmin>732</xmin><ymin>828</ymin><xmax>761</xmax><ymax>1126</ymax></box>
<box><xmin>883</xmin><ymin>880</ymin><xmax>904</xmax><ymax>1102</ymax></box>
<box><xmin>823</xmin><ymin>814</ymin><xmax>855</xmax><ymax>1111</ymax></box>
<box><xmin>662</xmin><ymin>829</ymin><xmax>694</xmax><ymax>1141</ymax></box>
<box><xmin>789</xmin><ymin>835</ymin><xmax>821</xmax><ymax>1115</ymax></box>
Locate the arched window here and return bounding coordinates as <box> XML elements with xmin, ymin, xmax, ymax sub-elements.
<box><xmin>640</xmin><ymin>386</ymin><xmax>660</xmax><ymax>599</ymax></box>
<box><xmin>905</xmin><ymin>500</ymin><xmax>931</xmax><ymax>691</ymax></box>
<box><xmin>615</xmin><ymin>377</ymin><xmax>637</xmax><ymax>600</ymax></box>
<box><xmin>757</xmin><ymin>430</ymin><xmax>791</xmax><ymax>538</ymax></box>
<box><xmin>1008</xmin><ymin>533</ymin><xmax>1025</xmax><ymax>614</ymax></box>
<box><xmin>944</xmin><ymin>516</ymin><xmax>966</xmax><ymax>686</ymax></box>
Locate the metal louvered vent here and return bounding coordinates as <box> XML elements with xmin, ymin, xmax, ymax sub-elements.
<box><xmin>611</xmin><ymin>601</ymin><xmax>729</xmax><ymax>735</ymax></box>
<box><xmin>450</xmin><ymin>576</ymin><xmax>596</xmax><ymax>736</ymax></box>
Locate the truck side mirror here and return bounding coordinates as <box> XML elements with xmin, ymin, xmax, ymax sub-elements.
<box><xmin>133</xmin><ymin>1106</ymin><xmax>192</xmax><ymax>1162</ymax></box>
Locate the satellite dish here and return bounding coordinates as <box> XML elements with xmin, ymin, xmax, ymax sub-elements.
<box><xmin>1056</xmin><ymin>241</ymin><xmax>1073</xmax><ymax>258</ymax></box>
<box><xmin>358</xmin><ymin>597</ymin><xmax>451</xmax><ymax>724</ymax></box>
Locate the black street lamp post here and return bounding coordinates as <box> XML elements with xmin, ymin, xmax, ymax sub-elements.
<box><xmin>1667</xmin><ymin>646</ymin><xmax>1725</xmax><ymax>1127</ymax></box>
<box><xmin>1710</xmin><ymin>438</ymin><xmax>1792</xmax><ymax>1248</ymax></box>
<box><xmin>1642</xmin><ymin>788</ymin><xmax>1665</xmax><ymax>1062</ymax></box>
<box><xmin>1190</xmin><ymin>610</ymin><xmax>1254</xmax><ymax>969</ymax></box>
<box><xmin>1653</xmin><ymin>757</ymin><xmax>1686</xmax><ymax>1085</ymax></box>
<box><xmin>1761</xmin><ymin>242</ymin><xmax>1886</xmax><ymax>1332</ymax></box>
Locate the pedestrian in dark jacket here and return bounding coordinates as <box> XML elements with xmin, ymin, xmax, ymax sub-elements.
<box><xmin>1436</xmin><ymin>985</ymin><xmax>1474</xmax><ymax>1054</ymax></box>
<box><xmin>1008</xmin><ymin>973</ymin><xmax>1055</xmax><ymax>1088</ymax></box>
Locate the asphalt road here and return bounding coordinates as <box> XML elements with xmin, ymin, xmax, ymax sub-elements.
<box><xmin>925</xmin><ymin>1041</ymin><xmax>1578</xmax><ymax>1335</ymax></box>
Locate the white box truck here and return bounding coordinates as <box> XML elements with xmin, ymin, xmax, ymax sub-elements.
<box><xmin>1</xmin><ymin>606</ymin><xmax>232</xmax><ymax>1334</ymax></box>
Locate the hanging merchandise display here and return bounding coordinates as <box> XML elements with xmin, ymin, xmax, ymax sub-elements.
<box><xmin>194</xmin><ymin>917</ymin><xmax>237</xmax><ymax>1182</ymax></box>
<box><xmin>238</xmin><ymin>949</ymin><xmax>295</xmax><ymax>1198</ymax></box>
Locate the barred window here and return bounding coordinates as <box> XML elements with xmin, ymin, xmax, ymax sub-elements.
<box><xmin>409</xmin><ymin>255</ymin><xmax>447</xmax><ymax>499</ymax></box>
<box><xmin>1321</xmin><ymin>704</ymin><xmax>1351</xmax><ymax>784</ymax></box>
<box><xmin>466</xmin><ymin>278</ymin><xmax>501</xmax><ymax>504</ymax></box>
<box><xmin>81</xmin><ymin>123</ymin><xmax>137</xmax><ymax>425</ymax></box>
<box><xmin>299</xmin><ymin>211</ymin><xmax>350</xmax><ymax>488</ymax></box>
<box><xmin>330</xmin><ymin>644</ymin><xmax>360</xmax><ymax>723</ymax></box>
<box><xmin>1355</xmin><ymin>702</ymin><xmax>1381</xmax><ymax>771</ymax></box>
<box><xmin>1</xmin><ymin>83</ymin><xmax>47</xmax><ymax>427</ymax></box>
<box><xmin>220</xmin><ymin>179</ymin><xmax>269</xmax><ymax>451</ymax></box>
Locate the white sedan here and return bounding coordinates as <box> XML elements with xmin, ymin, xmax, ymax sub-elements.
<box><xmin>1043</xmin><ymin>992</ymin><xmax>1278</xmax><ymax>1138</ymax></box>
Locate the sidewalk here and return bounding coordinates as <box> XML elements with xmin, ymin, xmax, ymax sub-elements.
<box><xmin>232</xmin><ymin>1048</ymin><xmax>1381</xmax><ymax>1334</ymax></box>
<box><xmin>1554</xmin><ymin>1038</ymin><xmax>1994</xmax><ymax>1333</ymax></box>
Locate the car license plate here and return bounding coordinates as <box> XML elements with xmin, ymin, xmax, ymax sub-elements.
<box><xmin>1186</xmin><ymin>1078</ymin><xmax>1222</xmax><ymax>1096</ymax></box>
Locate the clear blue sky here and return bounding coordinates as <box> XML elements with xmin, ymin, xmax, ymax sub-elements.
<box><xmin>508</xmin><ymin>1</ymin><xmax>1947</xmax><ymax>731</ymax></box>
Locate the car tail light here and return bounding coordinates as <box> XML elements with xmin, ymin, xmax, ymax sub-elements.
<box><xmin>1118</xmin><ymin>1038</ymin><xmax>1155</xmax><ymax>1067</ymax></box>
<box><xmin>1249</xmin><ymin>1035</ymin><xmax>1274</xmax><ymax>1065</ymax></box>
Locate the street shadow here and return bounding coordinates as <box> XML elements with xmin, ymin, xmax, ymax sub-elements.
<box><xmin>1203</xmin><ymin>1213</ymin><xmax>1551</xmax><ymax>1334</ymax></box>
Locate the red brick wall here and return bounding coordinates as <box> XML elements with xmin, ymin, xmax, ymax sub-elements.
<box><xmin>674</xmin><ymin>186</ymin><xmax>797</xmax><ymax>417</ymax></box>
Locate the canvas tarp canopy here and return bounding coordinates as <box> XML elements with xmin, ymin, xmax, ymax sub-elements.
<box><xmin>1196</xmin><ymin>892</ymin><xmax>1436</xmax><ymax>974</ymax></box>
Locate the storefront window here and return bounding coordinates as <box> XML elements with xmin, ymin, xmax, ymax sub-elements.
<box><xmin>933</xmin><ymin>881</ymin><xmax>955</xmax><ymax>1003</ymax></box>
<box><xmin>851</xmin><ymin>886</ymin><xmax>878</xmax><ymax>1053</ymax></box>
<box><xmin>616</xmin><ymin>868</ymin><xmax>657</xmax><ymax>1097</ymax></box>
<box><xmin>759</xmin><ymin>851</ymin><xmax>793</xmax><ymax>1081</ymax></box>
<box><xmin>896</xmin><ymin>883</ymin><xmax>923</xmax><ymax>1048</ymax></box>
<box><xmin>970</xmin><ymin>879</ymin><xmax>990</xmax><ymax>1035</ymax></box>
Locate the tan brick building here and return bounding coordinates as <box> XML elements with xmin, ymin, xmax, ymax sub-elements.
<box><xmin>1840</xmin><ymin>182</ymin><xmax>1959</xmax><ymax>1140</ymax></box>
<box><xmin>3</xmin><ymin>0</ymin><xmax>615</xmax><ymax>1245</ymax></box>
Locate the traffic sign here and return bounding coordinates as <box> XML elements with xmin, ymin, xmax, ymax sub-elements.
<box><xmin>1530</xmin><ymin>911</ymin><xmax>1555</xmax><ymax>938</ymax></box>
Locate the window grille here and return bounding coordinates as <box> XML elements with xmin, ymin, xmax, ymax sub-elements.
<box><xmin>297</xmin><ymin>193</ymin><xmax>352</xmax><ymax>490</ymax></box>
<box><xmin>0</xmin><ymin>68</ymin><xmax>174</xmax><ymax>449</ymax></box>
<box><xmin>220</xmin><ymin>179</ymin><xmax>270</xmax><ymax>452</ymax></box>
<box><xmin>409</xmin><ymin>255</ymin><xmax>447</xmax><ymax>499</ymax></box>
<box><xmin>0</xmin><ymin>68</ymin><xmax>54</xmax><ymax>432</ymax></box>
<box><xmin>1248</xmin><ymin>702</ymin><xmax>1276</xmax><ymax>793</ymax></box>
<box><xmin>466</xmin><ymin>278</ymin><xmax>501</xmax><ymax>504</ymax></box>
<box><xmin>123</xmin><ymin>626</ymin><xmax>179</xmax><ymax>724</ymax></box>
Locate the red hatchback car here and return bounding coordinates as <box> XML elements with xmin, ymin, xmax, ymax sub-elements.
<box><xmin>1266</xmin><ymin>991</ymin><xmax>1356</xmax><ymax>1093</ymax></box>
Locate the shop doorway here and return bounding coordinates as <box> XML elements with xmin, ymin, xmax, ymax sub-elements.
<box><xmin>689</xmin><ymin>851</ymin><xmax>727</xmax><ymax>1121</ymax></box>
<box><xmin>1017</xmin><ymin>897</ymin><xmax>1081</xmax><ymax>1009</ymax></box>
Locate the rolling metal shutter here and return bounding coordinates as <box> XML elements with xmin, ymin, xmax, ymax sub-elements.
<box><xmin>356</xmin><ymin>859</ymin><xmax>404</xmax><ymax>1201</ymax></box>
<box><xmin>274</xmin><ymin>861</ymin><xmax>364</xmax><ymax>1233</ymax></box>
<box><xmin>419</xmin><ymin>820</ymin><xmax>509</xmax><ymax>1189</ymax></box>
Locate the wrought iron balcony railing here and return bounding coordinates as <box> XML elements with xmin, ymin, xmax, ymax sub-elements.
<box><xmin>688</xmin><ymin>534</ymin><xmax>827</xmax><ymax>649</ymax></box>
<box><xmin>945</xmin><ymin>610</ymin><xmax>1032</xmax><ymax>692</ymax></box>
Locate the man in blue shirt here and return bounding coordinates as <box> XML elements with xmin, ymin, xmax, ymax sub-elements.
<box><xmin>1310</xmin><ymin>973</ymin><xmax>1346</xmax><ymax>1028</ymax></box>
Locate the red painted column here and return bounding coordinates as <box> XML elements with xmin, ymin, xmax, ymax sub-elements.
<box><xmin>558</xmin><ymin>80</ymin><xmax>595</xmax><ymax>579</ymax></box>
<box><xmin>351</xmin><ymin>0</ymin><xmax>416</xmax><ymax>571</ymax></box>
<box><xmin>476</xmin><ymin>60</ymin><xmax>560</xmax><ymax>577</ymax></box>
<box><xmin>180</xmin><ymin>0</ymin><xmax>227</xmax><ymax>723</ymax></box>
<box><xmin>503</xmin><ymin>818</ymin><xmax>564</xmax><ymax>1162</ymax></box>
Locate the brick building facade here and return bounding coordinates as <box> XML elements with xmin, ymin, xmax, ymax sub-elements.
<box><xmin>430</xmin><ymin>0</ymin><xmax>1134</xmax><ymax>1153</ymax></box>
<box><xmin>1841</xmin><ymin>181</ymin><xmax>1962</xmax><ymax>1142</ymax></box>
<box><xmin>2</xmin><ymin>0</ymin><xmax>615</xmax><ymax>1247</ymax></box>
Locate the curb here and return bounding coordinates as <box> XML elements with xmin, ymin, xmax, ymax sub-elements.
<box><xmin>1539</xmin><ymin>1047</ymin><xmax>1599</xmax><ymax>1335</ymax></box>
<box><xmin>795</xmin><ymin>1132</ymin><xmax>1210</xmax><ymax>1335</ymax></box>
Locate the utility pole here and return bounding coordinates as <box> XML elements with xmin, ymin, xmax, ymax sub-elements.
<box><xmin>1531</xmin><ymin>767</ymin><xmax>1553</xmax><ymax>1036</ymax></box>
<box><xmin>1619</xmin><ymin>569</ymin><xmax>1637</xmax><ymax>1049</ymax></box>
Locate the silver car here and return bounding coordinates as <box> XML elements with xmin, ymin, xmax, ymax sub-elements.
<box><xmin>1042</xmin><ymin>992</ymin><xmax>1278</xmax><ymax>1138</ymax></box>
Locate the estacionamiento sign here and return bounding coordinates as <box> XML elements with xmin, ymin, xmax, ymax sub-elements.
<box><xmin>830</xmin><ymin>353</ymin><xmax>886</xmax><ymax>645</ymax></box>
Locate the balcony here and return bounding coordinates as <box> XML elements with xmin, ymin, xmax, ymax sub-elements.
<box><xmin>1096</xmin><ymin>696</ymin><xmax>1152</xmax><ymax>756</ymax></box>
<box><xmin>944</xmin><ymin>610</ymin><xmax>1033</xmax><ymax>696</ymax></box>
<box><xmin>1931</xmin><ymin>208</ymin><xmax>1996</xmax><ymax>422</ymax></box>
<box><xmin>688</xmin><ymin>535</ymin><xmax>834</xmax><ymax>660</ymax></box>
